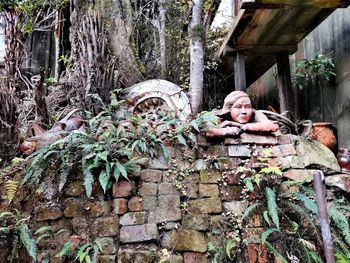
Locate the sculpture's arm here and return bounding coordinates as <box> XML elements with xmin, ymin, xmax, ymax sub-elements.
<box><xmin>205</xmin><ymin>126</ymin><xmax>241</xmax><ymax>138</ymax></box>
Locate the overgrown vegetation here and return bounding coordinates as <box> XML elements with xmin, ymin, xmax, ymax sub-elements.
<box><xmin>207</xmin><ymin>149</ymin><xmax>350</xmax><ymax>262</ymax></box>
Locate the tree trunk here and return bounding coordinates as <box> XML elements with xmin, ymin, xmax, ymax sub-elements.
<box><xmin>189</xmin><ymin>0</ymin><xmax>204</xmax><ymax>116</ymax></box>
<box><xmin>159</xmin><ymin>0</ymin><xmax>167</xmax><ymax>78</ymax></box>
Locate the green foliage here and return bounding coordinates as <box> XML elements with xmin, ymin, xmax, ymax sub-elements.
<box><xmin>295</xmin><ymin>53</ymin><xmax>336</xmax><ymax>90</ymax></box>
<box><xmin>0</xmin><ymin>210</ymin><xmax>59</xmax><ymax>262</ymax></box>
<box><xmin>56</xmin><ymin>239</ymin><xmax>103</xmax><ymax>263</ymax></box>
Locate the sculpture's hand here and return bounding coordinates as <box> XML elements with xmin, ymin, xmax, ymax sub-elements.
<box><xmin>223</xmin><ymin>126</ymin><xmax>241</xmax><ymax>136</ymax></box>
<box><xmin>219</xmin><ymin>121</ymin><xmax>241</xmax><ymax>128</ymax></box>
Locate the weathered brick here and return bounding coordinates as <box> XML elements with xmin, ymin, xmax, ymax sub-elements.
<box><xmin>228</xmin><ymin>145</ymin><xmax>251</xmax><ymax>157</ymax></box>
<box><xmin>199</xmin><ymin>184</ymin><xmax>219</xmax><ymax>197</ymax></box>
<box><xmin>283</xmin><ymin>169</ymin><xmax>313</xmax><ymax>182</ymax></box>
<box><xmin>207</xmin><ymin>145</ymin><xmax>228</xmax><ymax>157</ymax></box>
<box><xmin>87</xmin><ymin>201</ymin><xmax>111</xmax><ymax>217</ymax></box>
<box><xmin>148</xmin><ymin>195</ymin><xmax>181</xmax><ymax>223</ymax></box>
<box><xmin>148</xmin><ymin>155</ymin><xmax>172</xmax><ymax>170</ymax></box>
<box><xmin>240</xmin><ymin>133</ymin><xmax>278</xmax><ymax>145</ymax></box>
<box><xmin>117</xmin><ymin>245</ymin><xmax>159</xmax><ymax>263</ymax></box>
<box><xmin>161</xmin><ymin>229</ymin><xmax>207</xmax><ymax>252</ymax></box>
<box><xmin>72</xmin><ymin>217</ymin><xmax>93</xmax><ymax>237</ymax></box>
<box><xmin>245</xmin><ymin>244</ymin><xmax>269</xmax><ymax>263</ymax></box>
<box><xmin>63</xmin><ymin>198</ymin><xmax>86</xmax><ymax>217</ymax></box>
<box><xmin>113</xmin><ymin>198</ymin><xmax>128</xmax><ymax>215</ymax></box>
<box><xmin>141</xmin><ymin>169</ymin><xmax>163</xmax><ymax>182</ymax></box>
<box><xmin>98</xmin><ymin>255</ymin><xmax>116</xmax><ymax>263</ymax></box>
<box><xmin>255</xmin><ymin>144</ymin><xmax>296</xmax><ymax>157</ymax></box>
<box><xmin>142</xmin><ymin>196</ymin><xmax>158</xmax><ymax>210</ymax></box>
<box><xmin>223</xmin><ymin>201</ymin><xmax>249</xmax><ymax>216</ymax></box>
<box><xmin>183</xmin><ymin>173</ymin><xmax>199</xmax><ymax>198</ymax></box>
<box><xmin>93</xmin><ymin>216</ymin><xmax>119</xmax><ymax>237</ymax></box>
<box><xmin>119</xmin><ymin>224</ymin><xmax>158</xmax><ymax>243</ymax></box>
<box><xmin>182</xmin><ymin>214</ymin><xmax>209</xmax><ymax>231</ymax></box>
<box><xmin>220</xmin><ymin>185</ymin><xmax>242</xmax><ymax>201</ymax></box>
<box><xmin>224</xmin><ymin>138</ymin><xmax>240</xmax><ymax>145</ymax></box>
<box><xmin>95</xmin><ymin>237</ymin><xmax>117</xmax><ymax>254</ymax></box>
<box><xmin>159</xmin><ymin>182</ymin><xmax>179</xmax><ymax>195</ymax></box>
<box><xmin>200</xmin><ymin>170</ymin><xmax>221</xmax><ymax>184</ymax></box>
<box><xmin>224</xmin><ymin>170</ymin><xmax>241</xmax><ymax>185</ymax></box>
<box><xmin>184</xmin><ymin>252</ymin><xmax>208</xmax><ymax>263</ymax></box>
<box><xmin>112</xmin><ymin>181</ymin><xmax>136</xmax><ymax>197</ymax></box>
<box><xmin>120</xmin><ymin>212</ymin><xmax>146</xmax><ymax>225</ymax></box>
<box><xmin>218</xmin><ymin>158</ymin><xmax>241</xmax><ymax>170</ymax></box>
<box><xmin>35</xmin><ymin>205</ymin><xmax>63</xmax><ymax>221</ymax></box>
<box><xmin>280</xmin><ymin>156</ymin><xmax>305</xmax><ymax>170</ymax></box>
<box><xmin>128</xmin><ymin>196</ymin><xmax>144</xmax><ymax>211</ymax></box>
<box><xmin>188</xmin><ymin>197</ymin><xmax>222</xmax><ymax>214</ymax></box>
<box><xmin>64</xmin><ymin>180</ymin><xmax>85</xmax><ymax>197</ymax></box>
<box><xmin>139</xmin><ymin>182</ymin><xmax>158</xmax><ymax>196</ymax></box>
<box><xmin>210</xmin><ymin>215</ymin><xmax>222</xmax><ymax>231</ymax></box>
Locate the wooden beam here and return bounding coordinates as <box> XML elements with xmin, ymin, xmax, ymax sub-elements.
<box><xmin>234</xmin><ymin>52</ymin><xmax>247</xmax><ymax>91</ymax></box>
<box><xmin>276</xmin><ymin>51</ymin><xmax>294</xmax><ymax>119</ymax></box>
<box><xmin>218</xmin><ymin>10</ymin><xmax>245</xmax><ymax>58</ymax></box>
<box><xmin>225</xmin><ymin>44</ymin><xmax>297</xmax><ymax>55</ymax></box>
<box><xmin>242</xmin><ymin>0</ymin><xmax>350</xmax><ymax>9</ymax></box>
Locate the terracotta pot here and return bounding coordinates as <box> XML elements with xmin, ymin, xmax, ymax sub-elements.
<box><xmin>302</xmin><ymin>122</ymin><xmax>337</xmax><ymax>153</ymax></box>
<box><xmin>337</xmin><ymin>148</ymin><xmax>350</xmax><ymax>173</ymax></box>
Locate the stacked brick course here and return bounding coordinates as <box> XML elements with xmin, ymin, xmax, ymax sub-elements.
<box><xmin>0</xmin><ymin>133</ymin><xmax>342</xmax><ymax>263</ymax></box>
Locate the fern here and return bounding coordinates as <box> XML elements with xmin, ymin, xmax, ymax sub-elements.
<box><xmin>329</xmin><ymin>207</ymin><xmax>350</xmax><ymax>246</ymax></box>
<box><xmin>19</xmin><ymin>224</ymin><xmax>36</xmax><ymax>260</ymax></box>
<box><xmin>266</xmin><ymin>187</ymin><xmax>280</xmax><ymax>229</ymax></box>
<box><xmin>242</xmin><ymin>203</ymin><xmax>260</xmax><ymax>220</ymax></box>
<box><xmin>4</xmin><ymin>180</ymin><xmax>19</xmax><ymax>203</ymax></box>
<box><xmin>261</xmin><ymin>228</ymin><xmax>280</xmax><ymax>242</ymax></box>
<box><xmin>263</xmin><ymin>240</ymin><xmax>288</xmax><ymax>263</ymax></box>
<box><xmin>282</xmin><ymin>192</ymin><xmax>318</xmax><ymax>214</ymax></box>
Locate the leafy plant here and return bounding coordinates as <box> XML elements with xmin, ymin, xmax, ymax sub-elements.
<box><xmin>56</xmin><ymin>239</ymin><xmax>103</xmax><ymax>263</ymax></box>
<box><xmin>295</xmin><ymin>53</ymin><xmax>336</xmax><ymax>90</ymax></box>
<box><xmin>0</xmin><ymin>210</ymin><xmax>61</xmax><ymax>262</ymax></box>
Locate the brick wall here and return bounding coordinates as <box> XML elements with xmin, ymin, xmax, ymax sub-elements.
<box><xmin>0</xmin><ymin>133</ymin><xmax>341</xmax><ymax>263</ymax></box>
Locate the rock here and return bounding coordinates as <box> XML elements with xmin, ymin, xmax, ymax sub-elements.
<box><xmin>113</xmin><ymin>198</ymin><xmax>128</xmax><ymax>215</ymax></box>
<box><xmin>119</xmin><ymin>224</ymin><xmax>159</xmax><ymax>243</ymax></box>
<box><xmin>93</xmin><ymin>216</ymin><xmax>119</xmax><ymax>237</ymax></box>
<box><xmin>120</xmin><ymin>212</ymin><xmax>146</xmax><ymax>225</ymax></box>
<box><xmin>200</xmin><ymin>170</ymin><xmax>221</xmax><ymax>184</ymax></box>
<box><xmin>199</xmin><ymin>184</ymin><xmax>219</xmax><ymax>197</ymax></box>
<box><xmin>188</xmin><ymin>197</ymin><xmax>222</xmax><ymax>214</ymax></box>
<box><xmin>161</xmin><ymin>229</ymin><xmax>207</xmax><ymax>253</ymax></box>
<box><xmin>63</xmin><ymin>198</ymin><xmax>86</xmax><ymax>217</ymax></box>
<box><xmin>283</xmin><ymin>169</ymin><xmax>314</xmax><ymax>182</ymax></box>
<box><xmin>142</xmin><ymin>196</ymin><xmax>158</xmax><ymax>211</ymax></box>
<box><xmin>223</xmin><ymin>201</ymin><xmax>249</xmax><ymax>216</ymax></box>
<box><xmin>113</xmin><ymin>181</ymin><xmax>136</xmax><ymax>197</ymax></box>
<box><xmin>159</xmin><ymin>183</ymin><xmax>179</xmax><ymax>195</ymax></box>
<box><xmin>228</xmin><ymin>145</ymin><xmax>251</xmax><ymax>157</ymax></box>
<box><xmin>184</xmin><ymin>252</ymin><xmax>208</xmax><ymax>263</ymax></box>
<box><xmin>87</xmin><ymin>201</ymin><xmax>111</xmax><ymax>217</ymax></box>
<box><xmin>117</xmin><ymin>245</ymin><xmax>159</xmax><ymax>263</ymax></box>
<box><xmin>98</xmin><ymin>255</ymin><xmax>116</xmax><ymax>263</ymax></box>
<box><xmin>64</xmin><ymin>180</ymin><xmax>85</xmax><ymax>197</ymax></box>
<box><xmin>35</xmin><ymin>205</ymin><xmax>63</xmax><ymax>221</ymax></box>
<box><xmin>295</xmin><ymin>138</ymin><xmax>340</xmax><ymax>173</ymax></box>
<box><xmin>139</xmin><ymin>182</ymin><xmax>158</xmax><ymax>196</ymax></box>
<box><xmin>141</xmin><ymin>169</ymin><xmax>163</xmax><ymax>182</ymax></box>
<box><xmin>95</xmin><ymin>237</ymin><xmax>117</xmax><ymax>254</ymax></box>
<box><xmin>128</xmin><ymin>196</ymin><xmax>144</xmax><ymax>211</ymax></box>
<box><xmin>148</xmin><ymin>195</ymin><xmax>181</xmax><ymax>223</ymax></box>
<box><xmin>207</xmin><ymin>145</ymin><xmax>228</xmax><ymax>157</ymax></box>
<box><xmin>220</xmin><ymin>185</ymin><xmax>242</xmax><ymax>201</ymax></box>
<box><xmin>182</xmin><ymin>214</ymin><xmax>209</xmax><ymax>231</ymax></box>
<box><xmin>325</xmin><ymin>173</ymin><xmax>350</xmax><ymax>192</ymax></box>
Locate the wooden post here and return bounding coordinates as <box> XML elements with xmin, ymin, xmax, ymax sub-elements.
<box><xmin>234</xmin><ymin>52</ymin><xmax>247</xmax><ymax>91</ymax></box>
<box><xmin>276</xmin><ymin>51</ymin><xmax>294</xmax><ymax>120</ymax></box>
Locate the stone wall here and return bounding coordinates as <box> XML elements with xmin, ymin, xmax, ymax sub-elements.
<box><xmin>0</xmin><ymin>132</ymin><xmax>343</xmax><ymax>263</ymax></box>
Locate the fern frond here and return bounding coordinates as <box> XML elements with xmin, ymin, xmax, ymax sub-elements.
<box><xmin>19</xmin><ymin>224</ymin><xmax>36</xmax><ymax>260</ymax></box>
<box><xmin>261</xmin><ymin>228</ymin><xmax>280</xmax><ymax>242</ymax></box>
<box><xmin>84</xmin><ymin>171</ymin><xmax>94</xmax><ymax>198</ymax></box>
<box><xmin>263</xmin><ymin>240</ymin><xmax>288</xmax><ymax>263</ymax></box>
<box><xmin>283</xmin><ymin>192</ymin><xmax>318</xmax><ymax>214</ymax></box>
<box><xmin>266</xmin><ymin>187</ymin><xmax>280</xmax><ymax>229</ymax></box>
<box><xmin>329</xmin><ymin>207</ymin><xmax>350</xmax><ymax>247</ymax></box>
<box><xmin>99</xmin><ymin>171</ymin><xmax>110</xmax><ymax>193</ymax></box>
<box><xmin>333</xmin><ymin>232</ymin><xmax>350</xmax><ymax>259</ymax></box>
<box><xmin>242</xmin><ymin>203</ymin><xmax>260</xmax><ymax>220</ymax></box>
<box><xmin>4</xmin><ymin>180</ymin><xmax>19</xmax><ymax>203</ymax></box>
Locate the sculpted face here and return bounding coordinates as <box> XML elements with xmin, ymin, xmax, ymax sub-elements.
<box><xmin>230</xmin><ymin>96</ymin><xmax>253</xmax><ymax>124</ymax></box>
